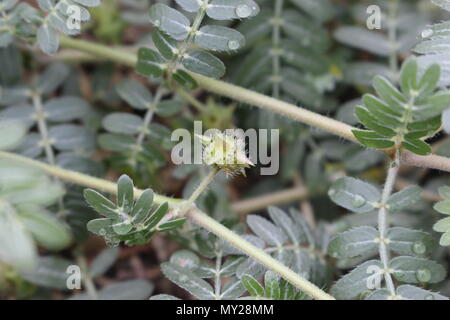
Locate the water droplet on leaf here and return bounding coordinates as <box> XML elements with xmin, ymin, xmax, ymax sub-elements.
<box><xmin>416</xmin><ymin>268</ymin><xmax>431</xmax><ymax>283</ymax></box>
<box><xmin>228</xmin><ymin>40</ymin><xmax>240</xmax><ymax>50</ymax></box>
<box><xmin>154</xmin><ymin>19</ymin><xmax>161</xmax><ymax>27</ymax></box>
<box><xmin>99</xmin><ymin>228</ymin><xmax>106</xmax><ymax>236</ymax></box>
<box><xmin>352</xmin><ymin>195</ymin><xmax>366</xmax><ymax>208</ymax></box>
<box><xmin>412</xmin><ymin>241</ymin><xmax>426</xmax><ymax>255</ymax></box>
<box><xmin>236</xmin><ymin>4</ymin><xmax>252</xmax><ymax>18</ymax></box>
<box><xmin>425</xmin><ymin>294</ymin><xmax>435</xmax><ymax>300</ymax></box>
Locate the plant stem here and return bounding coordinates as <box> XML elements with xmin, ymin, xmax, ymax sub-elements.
<box><xmin>56</xmin><ymin>37</ymin><xmax>450</xmax><ymax>172</ymax></box>
<box><xmin>180</xmin><ymin>167</ymin><xmax>219</xmax><ymax>216</ymax></box>
<box><xmin>232</xmin><ymin>186</ymin><xmax>309</xmax><ymax>215</ymax></box>
<box><xmin>0</xmin><ymin>151</ymin><xmax>333</xmax><ymax>300</ymax></box>
<box><xmin>214</xmin><ymin>244</ymin><xmax>223</xmax><ymax>300</ymax></box>
<box><xmin>175</xmin><ymin>86</ymin><xmax>206</xmax><ymax>113</ymax></box>
<box><xmin>388</xmin><ymin>0</ymin><xmax>399</xmax><ymax>80</ymax></box>
<box><xmin>76</xmin><ymin>254</ymin><xmax>98</xmax><ymax>300</ymax></box>
<box><xmin>187</xmin><ymin>209</ymin><xmax>335</xmax><ymax>300</ymax></box>
<box><xmin>31</xmin><ymin>92</ymin><xmax>55</xmax><ymax>165</ymax></box>
<box><xmin>377</xmin><ymin>151</ymin><xmax>400</xmax><ymax>296</ymax></box>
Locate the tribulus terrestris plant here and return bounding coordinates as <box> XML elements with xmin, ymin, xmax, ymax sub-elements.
<box><xmin>1</xmin><ymin>0</ymin><xmax>450</xmax><ymax>302</ymax></box>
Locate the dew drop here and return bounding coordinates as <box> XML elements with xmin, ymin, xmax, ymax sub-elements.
<box><xmin>236</xmin><ymin>4</ymin><xmax>252</xmax><ymax>18</ymax></box>
<box><xmin>328</xmin><ymin>188</ymin><xmax>336</xmax><ymax>197</ymax></box>
<box><xmin>228</xmin><ymin>40</ymin><xmax>240</xmax><ymax>50</ymax></box>
<box><xmin>352</xmin><ymin>195</ymin><xmax>367</xmax><ymax>208</ymax></box>
<box><xmin>154</xmin><ymin>19</ymin><xmax>161</xmax><ymax>27</ymax></box>
<box><xmin>412</xmin><ymin>241</ymin><xmax>426</xmax><ymax>255</ymax></box>
<box><xmin>421</xmin><ymin>29</ymin><xmax>433</xmax><ymax>38</ymax></box>
<box><xmin>416</xmin><ymin>268</ymin><xmax>431</xmax><ymax>283</ymax></box>
<box><xmin>99</xmin><ymin>228</ymin><xmax>106</xmax><ymax>236</ymax></box>
<box><xmin>425</xmin><ymin>294</ymin><xmax>435</xmax><ymax>300</ymax></box>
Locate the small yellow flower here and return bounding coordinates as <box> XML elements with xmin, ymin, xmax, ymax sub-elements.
<box><xmin>196</xmin><ymin>131</ymin><xmax>254</xmax><ymax>176</ymax></box>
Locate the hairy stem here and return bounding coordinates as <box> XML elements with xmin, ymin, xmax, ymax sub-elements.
<box><xmin>187</xmin><ymin>209</ymin><xmax>334</xmax><ymax>300</ymax></box>
<box><xmin>180</xmin><ymin>167</ymin><xmax>219</xmax><ymax>216</ymax></box>
<box><xmin>388</xmin><ymin>0</ymin><xmax>399</xmax><ymax>80</ymax></box>
<box><xmin>31</xmin><ymin>92</ymin><xmax>55</xmax><ymax>165</ymax></box>
<box><xmin>232</xmin><ymin>186</ymin><xmax>309</xmax><ymax>215</ymax></box>
<box><xmin>377</xmin><ymin>151</ymin><xmax>400</xmax><ymax>296</ymax></box>
<box><xmin>0</xmin><ymin>151</ymin><xmax>333</xmax><ymax>300</ymax></box>
<box><xmin>76</xmin><ymin>254</ymin><xmax>98</xmax><ymax>300</ymax></box>
<box><xmin>56</xmin><ymin>37</ymin><xmax>450</xmax><ymax>173</ymax></box>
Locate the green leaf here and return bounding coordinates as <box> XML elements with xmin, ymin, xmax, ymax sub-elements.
<box><xmin>330</xmin><ymin>260</ymin><xmax>383</xmax><ymax>300</ymax></box>
<box><xmin>158</xmin><ymin>217</ymin><xmax>186</xmax><ymax>232</ymax></box>
<box><xmin>175</xmin><ymin>0</ymin><xmax>201</xmax><ymax>12</ymax></box>
<box><xmin>37</xmin><ymin>24</ymin><xmax>59</xmax><ymax>55</ymax></box>
<box><xmin>98</xmin><ymin>134</ymin><xmax>135</xmax><ymax>153</ymax></box>
<box><xmin>399</xmin><ymin>59</ymin><xmax>418</xmax><ymax>97</ymax></box>
<box><xmin>0</xmin><ymin>120</ymin><xmax>26</xmax><ymax>151</ymax></box>
<box><xmin>83</xmin><ymin>189</ymin><xmax>119</xmax><ymax>219</ymax></box>
<box><xmin>87</xmin><ymin>218</ymin><xmax>114</xmax><ymax>236</ymax></box>
<box><xmin>242</xmin><ymin>274</ymin><xmax>264</xmax><ymax>297</ymax></box>
<box><xmin>387</xmin><ymin>186</ymin><xmax>422</xmax><ymax>212</ymax></box>
<box><xmin>396</xmin><ymin>285</ymin><xmax>449</xmax><ymax>300</ymax></box>
<box><xmin>182</xmin><ymin>50</ymin><xmax>225</xmax><ymax>78</ymax></box>
<box><xmin>19</xmin><ymin>208</ymin><xmax>72</xmax><ymax>251</ymax></box>
<box><xmin>390</xmin><ymin>256</ymin><xmax>446</xmax><ymax>284</ymax></box>
<box><xmin>372</xmin><ymin>76</ymin><xmax>407</xmax><ymax>114</ymax></box>
<box><xmin>152</xmin><ymin>30</ymin><xmax>178</xmax><ymax>60</ymax></box>
<box><xmin>102</xmin><ymin>112</ymin><xmax>144</xmax><ymax>135</ymax></box>
<box><xmin>264</xmin><ymin>271</ymin><xmax>280</xmax><ymax>300</ymax></box>
<box><xmin>355</xmin><ymin>106</ymin><xmax>396</xmax><ymax>137</ymax></box>
<box><xmin>247</xmin><ymin>214</ymin><xmax>287</xmax><ymax>246</ymax></box>
<box><xmin>131</xmin><ymin>189</ymin><xmax>154</xmax><ymax>224</ymax></box>
<box><xmin>173</xmin><ymin>69</ymin><xmax>198</xmax><ymax>89</ymax></box>
<box><xmin>43</xmin><ymin>97</ymin><xmax>90</xmax><ymax>122</ymax></box>
<box><xmin>170</xmin><ymin>250</ymin><xmax>200</xmax><ymax>270</ymax></box>
<box><xmin>352</xmin><ymin>130</ymin><xmax>395</xmax><ymax>149</ymax></box>
<box><xmin>149</xmin><ymin>4</ymin><xmax>190</xmax><ymax>40</ymax></box>
<box><xmin>36</xmin><ymin>63</ymin><xmax>70</xmax><ymax>95</ymax></box>
<box><xmin>418</xmin><ymin>64</ymin><xmax>440</xmax><ymax>99</ymax></box>
<box><xmin>334</xmin><ymin>26</ymin><xmax>390</xmax><ymax>56</ymax></box>
<box><xmin>136</xmin><ymin>48</ymin><xmax>165</xmax><ymax>78</ymax></box>
<box><xmin>161</xmin><ymin>262</ymin><xmax>215</xmax><ymax>299</ymax></box>
<box><xmin>0</xmin><ymin>202</ymin><xmax>37</xmax><ymax>272</ymax></box>
<box><xmin>328</xmin><ymin>177</ymin><xmax>381</xmax><ymax>213</ymax></box>
<box><xmin>21</xmin><ymin>257</ymin><xmax>72</xmax><ymax>290</ymax></box>
<box><xmin>207</xmin><ymin>0</ymin><xmax>260</xmax><ymax>20</ymax></box>
<box><xmin>89</xmin><ymin>247</ymin><xmax>120</xmax><ymax>278</ymax></box>
<box><xmin>116</xmin><ymin>80</ymin><xmax>153</xmax><ymax>110</ymax></box>
<box><xmin>196</xmin><ymin>25</ymin><xmax>245</xmax><ymax>51</ymax></box>
<box><xmin>327</xmin><ymin>226</ymin><xmax>378</xmax><ymax>259</ymax></box>
<box><xmin>117</xmin><ymin>175</ymin><xmax>134</xmax><ymax>214</ymax></box>
<box><xmin>147</xmin><ymin>202</ymin><xmax>169</xmax><ymax>230</ymax></box>
<box><xmin>268</xmin><ymin>206</ymin><xmax>301</xmax><ymax>245</ymax></box>
<box><xmin>402</xmin><ymin>138</ymin><xmax>432</xmax><ymax>156</ymax></box>
<box><xmin>387</xmin><ymin>227</ymin><xmax>434</xmax><ymax>257</ymax></box>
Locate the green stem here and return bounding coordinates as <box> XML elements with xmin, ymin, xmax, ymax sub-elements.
<box><xmin>76</xmin><ymin>254</ymin><xmax>98</xmax><ymax>300</ymax></box>
<box><xmin>179</xmin><ymin>167</ymin><xmax>219</xmax><ymax>216</ymax></box>
<box><xmin>31</xmin><ymin>92</ymin><xmax>56</xmax><ymax>165</ymax></box>
<box><xmin>187</xmin><ymin>209</ymin><xmax>334</xmax><ymax>300</ymax></box>
<box><xmin>377</xmin><ymin>151</ymin><xmax>400</xmax><ymax>296</ymax></box>
<box><xmin>57</xmin><ymin>36</ymin><xmax>357</xmax><ymax>143</ymax></box>
<box><xmin>57</xmin><ymin>36</ymin><xmax>450</xmax><ymax>173</ymax></box>
<box><xmin>0</xmin><ymin>151</ymin><xmax>334</xmax><ymax>300</ymax></box>
<box><xmin>388</xmin><ymin>0</ymin><xmax>399</xmax><ymax>80</ymax></box>
<box><xmin>175</xmin><ymin>86</ymin><xmax>206</xmax><ymax>113</ymax></box>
